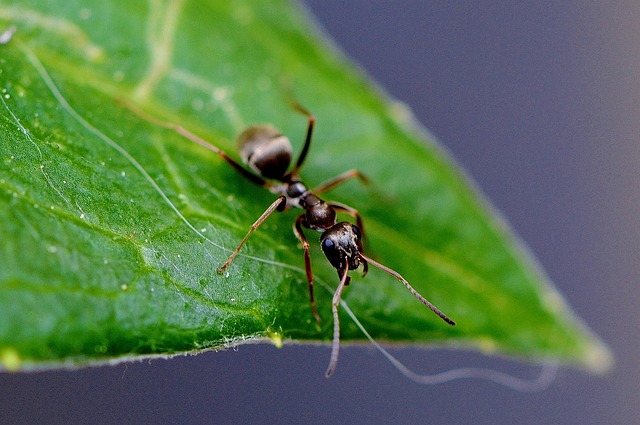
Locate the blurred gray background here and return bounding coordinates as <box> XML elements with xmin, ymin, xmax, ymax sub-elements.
<box><xmin>2</xmin><ymin>1</ymin><xmax>638</xmax><ymax>424</ymax></box>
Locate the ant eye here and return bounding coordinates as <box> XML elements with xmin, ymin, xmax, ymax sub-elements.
<box><xmin>351</xmin><ymin>225</ymin><xmax>361</xmax><ymax>238</ymax></box>
<box><xmin>322</xmin><ymin>238</ymin><xmax>334</xmax><ymax>250</ymax></box>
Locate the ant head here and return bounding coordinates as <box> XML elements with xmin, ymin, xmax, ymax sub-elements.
<box><xmin>238</xmin><ymin>125</ymin><xmax>292</xmax><ymax>180</ymax></box>
<box><xmin>320</xmin><ymin>222</ymin><xmax>364</xmax><ymax>273</ymax></box>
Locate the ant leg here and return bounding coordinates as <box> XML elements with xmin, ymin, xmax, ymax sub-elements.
<box><xmin>121</xmin><ymin>100</ymin><xmax>270</xmax><ymax>188</ymax></box>
<box><xmin>294</xmin><ymin>215</ymin><xmax>321</xmax><ymax>323</ymax></box>
<box><xmin>325</xmin><ymin>264</ymin><xmax>350</xmax><ymax>378</ymax></box>
<box><xmin>289</xmin><ymin>102</ymin><xmax>315</xmax><ymax>176</ymax></box>
<box><xmin>313</xmin><ymin>169</ymin><xmax>370</xmax><ymax>195</ymax></box>
<box><xmin>218</xmin><ymin>196</ymin><xmax>286</xmax><ymax>273</ymax></box>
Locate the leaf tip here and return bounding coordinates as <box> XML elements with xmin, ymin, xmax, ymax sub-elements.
<box><xmin>581</xmin><ymin>338</ymin><xmax>614</xmax><ymax>375</ymax></box>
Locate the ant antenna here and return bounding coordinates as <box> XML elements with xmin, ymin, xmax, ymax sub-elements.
<box><xmin>326</xmin><ymin>264</ymin><xmax>351</xmax><ymax>377</ymax></box>
<box><xmin>360</xmin><ymin>253</ymin><xmax>455</xmax><ymax>326</ymax></box>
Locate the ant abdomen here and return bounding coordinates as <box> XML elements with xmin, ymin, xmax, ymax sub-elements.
<box><xmin>237</xmin><ymin>125</ymin><xmax>292</xmax><ymax>180</ymax></box>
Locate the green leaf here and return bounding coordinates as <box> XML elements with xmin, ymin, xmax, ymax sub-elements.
<box><xmin>0</xmin><ymin>0</ymin><xmax>611</xmax><ymax>373</ymax></box>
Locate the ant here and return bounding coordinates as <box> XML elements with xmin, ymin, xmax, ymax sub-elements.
<box><xmin>126</xmin><ymin>102</ymin><xmax>455</xmax><ymax>377</ymax></box>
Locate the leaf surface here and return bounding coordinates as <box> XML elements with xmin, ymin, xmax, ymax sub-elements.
<box><xmin>0</xmin><ymin>0</ymin><xmax>611</xmax><ymax>373</ymax></box>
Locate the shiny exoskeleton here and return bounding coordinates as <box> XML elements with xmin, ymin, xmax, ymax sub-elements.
<box><xmin>129</xmin><ymin>102</ymin><xmax>455</xmax><ymax>377</ymax></box>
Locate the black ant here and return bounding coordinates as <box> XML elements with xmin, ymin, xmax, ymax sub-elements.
<box><xmin>126</xmin><ymin>102</ymin><xmax>455</xmax><ymax>377</ymax></box>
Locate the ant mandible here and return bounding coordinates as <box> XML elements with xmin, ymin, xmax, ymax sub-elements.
<box><xmin>128</xmin><ymin>102</ymin><xmax>455</xmax><ymax>377</ymax></box>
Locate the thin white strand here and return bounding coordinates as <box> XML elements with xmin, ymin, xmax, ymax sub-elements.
<box><xmin>340</xmin><ymin>298</ymin><xmax>558</xmax><ymax>392</ymax></box>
